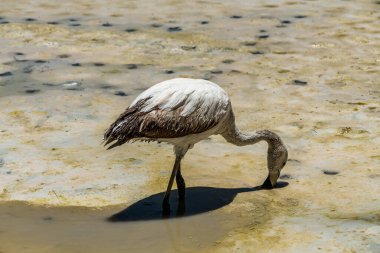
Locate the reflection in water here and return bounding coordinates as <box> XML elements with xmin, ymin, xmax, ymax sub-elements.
<box><xmin>109</xmin><ymin>182</ymin><xmax>288</xmax><ymax>222</ymax></box>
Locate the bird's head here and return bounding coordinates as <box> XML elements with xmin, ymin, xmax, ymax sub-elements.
<box><xmin>261</xmin><ymin>141</ymin><xmax>288</xmax><ymax>189</ymax></box>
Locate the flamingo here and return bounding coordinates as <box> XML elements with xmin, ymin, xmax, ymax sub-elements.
<box><xmin>104</xmin><ymin>78</ymin><xmax>288</xmax><ymax>212</ymax></box>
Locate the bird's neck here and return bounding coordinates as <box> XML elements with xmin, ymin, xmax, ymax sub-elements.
<box><xmin>224</xmin><ymin>127</ymin><xmax>282</xmax><ymax>149</ymax></box>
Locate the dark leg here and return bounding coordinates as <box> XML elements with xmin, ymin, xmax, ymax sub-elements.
<box><xmin>176</xmin><ymin>198</ymin><xmax>186</xmax><ymax>216</ymax></box>
<box><xmin>176</xmin><ymin>168</ymin><xmax>186</xmax><ymax>200</ymax></box>
<box><xmin>162</xmin><ymin>155</ymin><xmax>181</xmax><ymax>213</ymax></box>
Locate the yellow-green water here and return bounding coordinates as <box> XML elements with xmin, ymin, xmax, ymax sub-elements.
<box><xmin>0</xmin><ymin>0</ymin><xmax>379</xmax><ymax>252</ymax></box>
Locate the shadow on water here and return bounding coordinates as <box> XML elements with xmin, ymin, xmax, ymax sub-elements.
<box><xmin>108</xmin><ymin>182</ymin><xmax>288</xmax><ymax>222</ymax></box>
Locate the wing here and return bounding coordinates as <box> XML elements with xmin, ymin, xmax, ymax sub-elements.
<box><xmin>104</xmin><ymin>78</ymin><xmax>230</xmax><ymax>149</ymax></box>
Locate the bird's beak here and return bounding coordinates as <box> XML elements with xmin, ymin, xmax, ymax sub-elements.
<box><xmin>261</xmin><ymin>172</ymin><xmax>280</xmax><ymax>189</ymax></box>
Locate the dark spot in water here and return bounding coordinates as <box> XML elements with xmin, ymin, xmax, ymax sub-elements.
<box><xmin>294</xmin><ymin>15</ymin><xmax>307</xmax><ymax>19</ymax></box>
<box><xmin>251</xmin><ymin>51</ymin><xmax>264</xmax><ymax>55</ymax></box>
<box><xmin>34</xmin><ymin>60</ymin><xmax>47</xmax><ymax>63</ymax></box>
<box><xmin>281</xmin><ymin>20</ymin><xmax>291</xmax><ymax>24</ymax></box>
<box><xmin>0</xmin><ymin>21</ymin><xmax>9</xmax><ymax>24</ymax></box>
<box><xmin>230</xmin><ymin>15</ymin><xmax>242</xmax><ymax>19</ymax></box>
<box><xmin>66</xmin><ymin>86</ymin><xmax>84</xmax><ymax>91</ymax></box>
<box><xmin>69</xmin><ymin>18</ymin><xmax>78</xmax><ymax>22</ymax></box>
<box><xmin>114</xmin><ymin>91</ymin><xmax>128</xmax><ymax>96</ymax></box>
<box><xmin>125</xmin><ymin>28</ymin><xmax>137</xmax><ymax>32</ymax></box>
<box><xmin>323</xmin><ymin>170</ymin><xmax>339</xmax><ymax>175</ymax></box>
<box><xmin>276</xmin><ymin>24</ymin><xmax>287</xmax><ymax>28</ymax></box>
<box><xmin>0</xmin><ymin>71</ymin><xmax>12</xmax><ymax>77</ymax></box>
<box><xmin>25</xmin><ymin>18</ymin><xmax>37</xmax><ymax>22</ymax></box>
<box><xmin>0</xmin><ymin>16</ymin><xmax>4</xmax><ymax>20</ymax></box>
<box><xmin>126</xmin><ymin>64</ymin><xmax>138</xmax><ymax>69</ymax></box>
<box><xmin>293</xmin><ymin>80</ymin><xmax>308</xmax><ymax>86</ymax></box>
<box><xmin>70</xmin><ymin>23</ymin><xmax>81</xmax><ymax>27</ymax></box>
<box><xmin>14</xmin><ymin>52</ymin><xmax>24</xmax><ymax>56</ymax></box>
<box><xmin>94</xmin><ymin>63</ymin><xmax>105</xmax><ymax>67</ymax></box>
<box><xmin>260</xmin><ymin>29</ymin><xmax>267</xmax><ymax>33</ymax></box>
<box><xmin>47</xmin><ymin>21</ymin><xmax>60</xmax><ymax>25</ymax></box>
<box><xmin>23</xmin><ymin>66</ymin><xmax>33</xmax><ymax>73</ymax></box>
<box><xmin>71</xmin><ymin>63</ymin><xmax>81</xmax><ymax>67</ymax></box>
<box><xmin>58</xmin><ymin>54</ymin><xmax>70</xmax><ymax>59</ymax></box>
<box><xmin>6</xmin><ymin>171</ymin><xmax>11</xmax><ymax>174</ymax></box>
<box><xmin>100</xmin><ymin>84</ymin><xmax>114</xmax><ymax>89</ymax></box>
<box><xmin>102</xmin><ymin>23</ymin><xmax>112</xmax><ymax>27</ymax></box>
<box><xmin>244</xmin><ymin>42</ymin><xmax>257</xmax><ymax>46</ymax></box>
<box><xmin>42</xmin><ymin>216</ymin><xmax>54</xmax><ymax>221</ymax></box>
<box><xmin>181</xmin><ymin>45</ymin><xmax>196</xmax><ymax>50</ymax></box>
<box><xmin>151</xmin><ymin>23</ymin><xmax>162</xmax><ymax>28</ymax></box>
<box><xmin>280</xmin><ymin>174</ymin><xmax>293</xmax><ymax>179</ymax></box>
<box><xmin>263</xmin><ymin>4</ymin><xmax>278</xmax><ymax>8</ymax></box>
<box><xmin>43</xmin><ymin>83</ymin><xmax>58</xmax><ymax>86</ymax></box>
<box><xmin>25</xmin><ymin>89</ymin><xmax>40</xmax><ymax>94</ymax></box>
<box><xmin>222</xmin><ymin>59</ymin><xmax>234</xmax><ymax>64</ymax></box>
<box><xmin>258</xmin><ymin>34</ymin><xmax>270</xmax><ymax>39</ymax></box>
<box><xmin>164</xmin><ymin>70</ymin><xmax>175</xmax><ymax>74</ymax></box>
<box><xmin>167</xmin><ymin>26</ymin><xmax>182</xmax><ymax>32</ymax></box>
<box><xmin>210</xmin><ymin>70</ymin><xmax>223</xmax><ymax>74</ymax></box>
<box><xmin>200</xmin><ymin>21</ymin><xmax>209</xmax><ymax>25</ymax></box>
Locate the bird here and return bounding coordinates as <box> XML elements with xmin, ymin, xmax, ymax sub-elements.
<box><xmin>104</xmin><ymin>78</ymin><xmax>288</xmax><ymax>213</ymax></box>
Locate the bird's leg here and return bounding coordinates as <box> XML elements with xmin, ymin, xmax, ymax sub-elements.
<box><xmin>162</xmin><ymin>155</ymin><xmax>181</xmax><ymax>213</ymax></box>
<box><xmin>176</xmin><ymin>198</ymin><xmax>186</xmax><ymax>216</ymax></box>
<box><xmin>176</xmin><ymin>167</ymin><xmax>186</xmax><ymax>200</ymax></box>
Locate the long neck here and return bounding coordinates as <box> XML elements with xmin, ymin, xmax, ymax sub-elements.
<box><xmin>221</xmin><ymin>111</ymin><xmax>287</xmax><ymax>188</ymax></box>
<box><xmin>222</xmin><ymin>127</ymin><xmax>282</xmax><ymax>149</ymax></box>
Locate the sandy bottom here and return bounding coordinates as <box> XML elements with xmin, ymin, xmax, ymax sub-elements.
<box><xmin>0</xmin><ymin>0</ymin><xmax>379</xmax><ymax>252</ymax></box>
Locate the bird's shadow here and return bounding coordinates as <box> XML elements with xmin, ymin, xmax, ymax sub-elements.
<box><xmin>108</xmin><ymin>181</ymin><xmax>288</xmax><ymax>222</ymax></box>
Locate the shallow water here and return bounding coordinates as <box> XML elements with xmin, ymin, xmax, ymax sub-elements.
<box><xmin>0</xmin><ymin>194</ymin><xmax>255</xmax><ymax>253</ymax></box>
<box><xmin>0</xmin><ymin>0</ymin><xmax>380</xmax><ymax>252</ymax></box>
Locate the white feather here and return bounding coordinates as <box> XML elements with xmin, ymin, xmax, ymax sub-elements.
<box><xmin>131</xmin><ymin>78</ymin><xmax>229</xmax><ymax>117</ymax></box>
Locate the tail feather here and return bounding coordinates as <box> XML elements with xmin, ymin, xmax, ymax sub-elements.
<box><xmin>104</xmin><ymin>138</ymin><xmax>116</xmax><ymax>147</ymax></box>
<box><xmin>106</xmin><ymin>138</ymin><xmax>129</xmax><ymax>150</ymax></box>
<box><xmin>103</xmin><ymin>98</ymin><xmax>150</xmax><ymax>149</ymax></box>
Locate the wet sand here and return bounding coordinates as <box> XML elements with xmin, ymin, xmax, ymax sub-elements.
<box><xmin>0</xmin><ymin>0</ymin><xmax>380</xmax><ymax>252</ymax></box>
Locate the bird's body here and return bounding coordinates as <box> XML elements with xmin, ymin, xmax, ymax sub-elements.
<box><xmin>105</xmin><ymin>78</ymin><xmax>288</xmax><ymax>213</ymax></box>
<box><xmin>104</xmin><ymin>78</ymin><xmax>231</xmax><ymax>149</ymax></box>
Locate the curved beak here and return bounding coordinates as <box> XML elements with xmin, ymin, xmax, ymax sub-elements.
<box><xmin>261</xmin><ymin>171</ymin><xmax>280</xmax><ymax>189</ymax></box>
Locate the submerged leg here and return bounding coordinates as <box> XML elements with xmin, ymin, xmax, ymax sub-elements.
<box><xmin>162</xmin><ymin>146</ymin><xmax>188</xmax><ymax>213</ymax></box>
<box><xmin>162</xmin><ymin>156</ymin><xmax>180</xmax><ymax>213</ymax></box>
<box><xmin>176</xmin><ymin>167</ymin><xmax>186</xmax><ymax>200</ymax></box>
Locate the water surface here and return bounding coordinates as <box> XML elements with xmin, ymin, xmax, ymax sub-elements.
<box><xmin>0</xmin><ymin>0</ymin><xmax>379</xmax><ymax>252</ymax></box>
